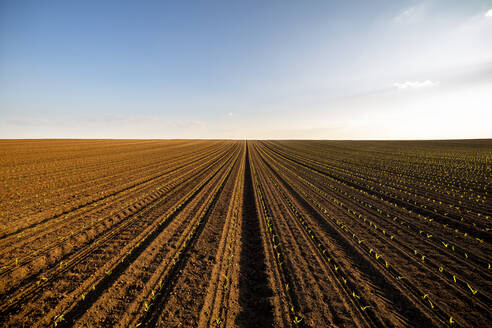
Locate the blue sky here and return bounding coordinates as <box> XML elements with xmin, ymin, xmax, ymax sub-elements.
<box><xmin>1</xmin><ymin>0</ymin><xmax>491</xmax><ymax>139</ymax></box>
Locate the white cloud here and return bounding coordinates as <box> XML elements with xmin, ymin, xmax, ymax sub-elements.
<box><xmin>228</xmin><ymin>112</ymin><xmax>233</xmax><ymax>116</ymax></box>
<box><xmin>485</xmin><ymin>9</ymin><xmax>492</xmax><ymax>18</ymax></box>
<box><xmin>393</xmin><ymin>80</ymin><xmax>439</xmax><ymax>90</ymax></box>
<box><xmin>394</xmin><ymin>4</ymin><xmax>426</xmax><ymax>23</ymax></box>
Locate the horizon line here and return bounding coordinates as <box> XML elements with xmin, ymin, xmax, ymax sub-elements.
<box><xmin>1</xmin><ymin>137</ymin><xmax>491</xmax><ymax>141</ymax></box>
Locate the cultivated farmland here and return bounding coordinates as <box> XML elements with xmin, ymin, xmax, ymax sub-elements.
<box><xmin>0</xmin><ymin>139</ymin><xmax>490</xmax><ymax>327</ymax></box>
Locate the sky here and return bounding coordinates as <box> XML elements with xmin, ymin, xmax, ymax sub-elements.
<box><xmin>1</xmin><ymin>0</ymin><xmax>491</xmax><ymax>139</ymax></box>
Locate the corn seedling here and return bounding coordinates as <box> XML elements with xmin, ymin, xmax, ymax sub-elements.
<box><xmin>422</xmin><ymin>294</ymin><xmax>434</xmax><ymax>309</ymax></box>
<box><xmin>466</xmin><ymin>283</ymin><xmax>478</xmax><ymax>295</ymax></box>
<box><xmin>53</xmin><ymin>314</ymin><xmax>64</xmax><ymax>327</ymax></box>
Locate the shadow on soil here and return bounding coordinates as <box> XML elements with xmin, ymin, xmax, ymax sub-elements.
<box><xmin>236</xmin><ymin>146</ymin><xmax>274</xmax><ymax>328</ymax></box>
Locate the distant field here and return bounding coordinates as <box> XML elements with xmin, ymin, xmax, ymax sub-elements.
<box><xmin>0</xmin><ymin>139</ymin><xmax>490</xmax><ymax>327</ymax></box>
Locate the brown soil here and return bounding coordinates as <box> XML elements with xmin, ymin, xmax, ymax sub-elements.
<box><xmin>0</xmin><ymin>139</ymin><xmax>490</xmax><ymax>328</ymax></box>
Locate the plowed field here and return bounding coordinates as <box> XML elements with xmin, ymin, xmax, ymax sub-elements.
<box><xmin>0</xmin><ymin>139</ymin><xmax>490</xmax><ymax>327</ymax></box>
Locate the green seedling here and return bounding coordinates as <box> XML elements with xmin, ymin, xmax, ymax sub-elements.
<box><xmin>466</xmin><ymin>283</ymin><xmax>478</xmax><ymax>295</ymax></box>
<box><xmin>422</xmin><ymin>294</ymin><xmax>434</xmax><ymax>309</ymax></box>
<box><xmin>54</xmin><ymin>314</ymin><xmax>64</xmax><ymax>327</ymax></box>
